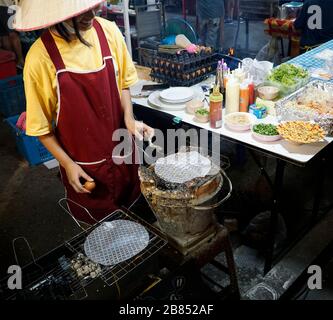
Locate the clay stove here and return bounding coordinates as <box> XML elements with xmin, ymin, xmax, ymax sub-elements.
<box><xmin>139</xmin><ymin>149</ymin><xmax>232</xmax><ymax>255</ymax></box>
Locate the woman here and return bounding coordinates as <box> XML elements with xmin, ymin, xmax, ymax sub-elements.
<box><xmin>15</xmin><ymin>0</ymin><xmax>153</xmax><ymax>224</ymax></box>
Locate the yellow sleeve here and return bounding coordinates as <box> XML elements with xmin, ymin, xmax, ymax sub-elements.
<box><xmin>23</xmin><ymin>40</ymin><xmax>58</xmax><ymax>137</ymax></box>
<box><xmin>98</xmin><ymin>18</ymin><xmax>138</xmax><ymax>90</ymax></box>
<box><xmin>117</xmin><ymin>28</ymin><xmax>138</xmax><ymax>89</ymax></box>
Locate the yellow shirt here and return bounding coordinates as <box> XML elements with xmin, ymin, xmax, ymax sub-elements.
<box><xmin>24</xmin><ymin>17</ymin><xmax>138</xmax><ymax>137</ymax></box>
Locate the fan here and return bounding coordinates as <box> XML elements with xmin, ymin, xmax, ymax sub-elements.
<box><xmin>165</xmin><ymin>18</ymin><xmax>198</xmax><ymax>44</ymax></box>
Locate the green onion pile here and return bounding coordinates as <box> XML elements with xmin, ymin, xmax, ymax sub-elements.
<box><xmin>253</xmin><ymin>124</ymin><xmax>279</xmax><ymax>136</ymax></box>
<box><xmin>195</xmin><ymin>108</ymin><xmax>209</xmax><ymax>116</ymax></box>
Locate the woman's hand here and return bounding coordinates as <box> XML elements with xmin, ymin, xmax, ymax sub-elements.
<box><xmin>64</xmin><ymin>161</ymin><xmax>94</xmax><ymax>194</ymax></box>
<box><xmin>125</xmin><ymin>117</ymin><xmax>154</xmax><ymax>141</ymax></box>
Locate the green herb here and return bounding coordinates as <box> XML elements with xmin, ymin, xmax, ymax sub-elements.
<box><xmin>195</xmin><ymin>108</ymin><xmax>209</xmax><ymax>116</ymax></box>
<box><xmin>253</xmin><ymin>124</ymin><xmax>279</xmax><ymax>136</ymax></box>
<box><xmin>267</xmin><ymin>64</ymin><xmax>309</xmax><ymax>87</ymax></box>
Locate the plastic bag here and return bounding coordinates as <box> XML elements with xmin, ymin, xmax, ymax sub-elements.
<box><xmin>242</xmin><ymin>58</ymin><xmax>274</xmax><ymax>86</ymax></box>
<box><xmin>242</xmin><ymin>211</ymin><xmax>287</xmax><ymax>251</ymax></box>
<box><xmin>256</xmin><ymin>38</ymin><xmax>281</xmax><ymax>65</ymax></box>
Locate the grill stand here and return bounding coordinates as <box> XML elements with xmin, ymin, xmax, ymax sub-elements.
<box><xmin>155</xmin><ymin>223</ymin><xmax>240</xmax><ymax>299</ymax></box>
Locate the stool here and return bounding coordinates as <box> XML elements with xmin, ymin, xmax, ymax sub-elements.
<box><xmin>160</xmin><ymin>224</ymin><xmax>240</xmax><ymax>300</ymax></box>
<box><xmin>189</xmin><ymin>224</ymin><xmax>240</xmax><ymax>299</ymax></box>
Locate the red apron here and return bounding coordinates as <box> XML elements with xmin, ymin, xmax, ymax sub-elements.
<box><xmin>41</xmin><ymin>20</ymin><xmax>140</xmax><ymax>224</ymax></box>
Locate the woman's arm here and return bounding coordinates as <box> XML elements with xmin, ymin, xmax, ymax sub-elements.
<box><xmin>39</xmin><ymin>133</ymin><xmax>93</xmax><ymax>194</ymax></box>
<box><xmin>121</xmin><ymin>88</ymin><xmax>154</xmax><ymax>140</ymax></box>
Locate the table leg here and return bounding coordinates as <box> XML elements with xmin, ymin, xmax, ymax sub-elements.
<box><xmin>264</xmin><ymin>159</ymin><xmax>286</xmax><ymax>274</ymax></box>
<box><xmin>233</xmin><ymin>16</ymin><xmax>241</xmax><ymax>50</ymax></box>
<box><xmin>245</xmin><ymin>19</ymin><xmax>249</xmax><ymax>52</ymax></box>
<box><xmin>311</xmin><ymin>157</ymin><xmax>327</xmax><ymax>222</ymax></box>
<box><xmin>249</xmin><ymin>150</ymin><xmax>274</xmax><ymax>190</ymax></box>
<box><xmin>280</xmin><ymin>37</ymin><xmax>285</xmax><ymax>58</ymax></box>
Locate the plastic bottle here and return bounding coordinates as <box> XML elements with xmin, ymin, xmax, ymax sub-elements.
<box><xmin>210</xmin><ymin>85</ymin><xmax>223</xmax><ymax>129</ymax></box>
<box><xmin>248</xmin><ymin>76</ymin><xmax>255</xmax><ymax>105</ymax></box>
<box><xmin>239</xmin><ymin>82</ymin><xmax>250</xmax><ymax>112</ymax></box>
<box><xmin>225</xmin><ymin>76</ymin><xmax>240</xmax><ymax>114</ymax></box>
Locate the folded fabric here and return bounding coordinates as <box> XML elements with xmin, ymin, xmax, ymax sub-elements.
<box><xmin>16</xmin><ymin>112</ymin><xmax>27</xmax><ymax>132</ymax></box>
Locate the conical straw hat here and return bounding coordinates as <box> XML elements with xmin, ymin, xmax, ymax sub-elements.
<box><xmin>12</xmin><ymin>0</ymin><xmax>105</xmax><ymax>31</ymax></box>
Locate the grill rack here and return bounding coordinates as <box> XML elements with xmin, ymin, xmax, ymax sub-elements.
<box><xmin>0</xmin><ymin>209</ymin><xmax>167</xmax><ymax>300</ymax></box>
<box><xmin>65</xmin><ymin>209</ymin><xmax>167</xmax><ymax>288</ymax></box>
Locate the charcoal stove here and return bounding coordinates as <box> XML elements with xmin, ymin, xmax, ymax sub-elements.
<box><xmin>139</xmin><ymin>148</ymin><xmax>232</xmax><ymax>255</ymax></box>
<box><xmin>0</xmin><ymin>210</ymin><xmax>167</xmax><ymax>300</ymax></box>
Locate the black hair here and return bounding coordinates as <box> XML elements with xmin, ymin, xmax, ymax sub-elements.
<box><xmin>54</xmin><ymin>18</ymin><xmax>91</xmax><ymax>47</ymax></box>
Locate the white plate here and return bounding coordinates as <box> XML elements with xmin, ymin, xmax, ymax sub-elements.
<box><xmin>159</xmin><ymin>87</ymin><xmax>194</xmax><ymax>103</ymax></box>
<box><xmin>148</xmin><ymin>88</ymin><xmax>204</xmax><ymax>111</ymax></box>
<box><xmin>160</xmin><ymin>95</ymin><xmax>194</xmax><ymax>104</ymax></box>
<box><xmin>84</xmin><ymin>220</ymin><xmax>149</xmax><ymax>266</ymax></box>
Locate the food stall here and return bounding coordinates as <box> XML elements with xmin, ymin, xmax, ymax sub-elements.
<box><xmin>131</xmin><ymin>39</ymin><xmax>333</xmax><ymax>275</ymax></box>
<box><xmin>1</xmin><ymin>0</ymin><xmax>333</xmax><ymax>303</ymax></box>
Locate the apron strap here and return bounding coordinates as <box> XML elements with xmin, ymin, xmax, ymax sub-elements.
<box><xmin>93</xmin><ymin>19</ymin><xmax>112</xmax><ymax>58</ymax></box>
<box><xmin>41</xmin><ymin>30</ymin><xmax>66</xmax><ymax>71</ymax></box>
<box><xmin>41</xmin><ymin>20</ymin><xmax>111</xmax><ymax>71</ymax></box>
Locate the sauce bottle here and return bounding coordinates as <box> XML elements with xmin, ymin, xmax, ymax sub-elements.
<box><xmin>239</xmin><ymin>82</ymin><xmax>250</xmax><ymax>112</ymax></box>
<box><xmin>248</xmin><ymin>76</ymin><xmax>255</xmax><ymax>105</ymax></box>
<box><xmin>225</xmin><ymin>76</ymin><xmax>240</xmax><ymax>114</ymax></box>
<box><xmin>210</xmin><ymin>85</ymin><xmax>223</xmax><ymax>129</ymax></box>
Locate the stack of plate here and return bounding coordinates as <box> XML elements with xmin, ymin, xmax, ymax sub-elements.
<box><xmin>148</xmin><ymin>87</ymin><xmax>204</xmax><ymax>111</ymax></box>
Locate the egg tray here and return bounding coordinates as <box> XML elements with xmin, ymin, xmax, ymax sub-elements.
<box><xmin>150</xmin><ymin>61</ymin><xmax>216</xmax><ymax>87</ymax></box>
<box><xmin>151</xmin><ymin>73</ymin><xmax>212</xmax><ymax>87</ymax></box>
<box><xmin>152</xmin><ymin>51</ymin><xmax>217</xmax><ymax>73</ymax></box>
<box><xmin>151</xmin><ymin>60</ymin><xmax>214</xmax><ymax>77</ymax></box>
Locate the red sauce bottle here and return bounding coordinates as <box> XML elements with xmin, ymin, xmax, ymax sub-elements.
<box><xmin>210</xmin><ymin>85</ymin><xmax>223</xmax><ymax>129</ymax></box>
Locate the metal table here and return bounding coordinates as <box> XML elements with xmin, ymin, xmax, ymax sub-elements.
<box><xmin>132</xmin><ymin>41</ymin><xmax>333</xmax><ymax>274</ymax></box>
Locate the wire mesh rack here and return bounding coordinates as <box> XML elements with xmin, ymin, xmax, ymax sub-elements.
<box><xmin>65</xmin><ymin>209</ymin><xmax>167</xmax><ymax>288</ymax></box>
<box><xmin>0</xmin><ymin>209</ymin><xmax>167</xmax><ymax>300</ymax></box>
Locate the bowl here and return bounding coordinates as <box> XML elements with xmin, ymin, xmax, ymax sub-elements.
<box><xmin>186</xmin><ymin>99</ymin><xmax>204</xmax><ymax>115</ymax></box>
<box><xmin>252</xmin><ymin>123</ymin><xmax>281</xmax><ymax>142</ymax></box>
<box><xmin>194</xmin><ymin>113</ymin><xmax>209</xmax><ymax>123</ymax></box>
<box><xmin>252</xmin><ymin>131</ymin><xmax>281</xmax><ymax>142</ymax></box>
<box><xmin>257</xmin><ymin>86</ymin><xmax>280</xmax><ymax>100</ymax></box>
<box><xmin>224</xmin><ymin>112</ymin><xmax>256</xmax><ymax>132</ymax></box>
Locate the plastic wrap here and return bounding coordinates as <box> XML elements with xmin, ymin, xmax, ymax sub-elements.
<box><xmin>276</xmin><ymin>80</ymin><xmax>333</xmax><ymax>135</ymax></box>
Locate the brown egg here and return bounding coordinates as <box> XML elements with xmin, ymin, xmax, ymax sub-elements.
<box><xmin>84</xmin><ymin>181</ymin><xmax>96</xmax><ymax>192</ymax></box>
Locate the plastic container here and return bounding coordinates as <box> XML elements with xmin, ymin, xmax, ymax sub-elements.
<box><xmin>249</xmin><ymin>104</ymin><xmax>267</xmax><ymax>119</ymax></box>
<box><xmin>0</xmin><ymin>75</ymin><xmax>26</xmax><ymax>117</ymax></box>
<box><xmin>5</xmin><ymin>115</ymin><xmax>54</xmax><ymax>166</ymax></box>
<box><xmin>0</xmin><ymin>50</ymin><xmax>17</xmax><ymax>80</ymax></box>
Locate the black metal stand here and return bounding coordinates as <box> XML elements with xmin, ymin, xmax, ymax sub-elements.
<box><xmin>311</xmin><ymin>157</ymin><xmax>327</xmax><ymax>222</ymax></box>
<box><xmin>264</xmin><ymin>159</ymin><xmax>286</xmax><ymax>274</ymax></box>
<box><xmin>248</xmin><ymin>150</ymin><xmax>329</xmax><ymax>275</ymax></box>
